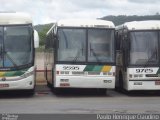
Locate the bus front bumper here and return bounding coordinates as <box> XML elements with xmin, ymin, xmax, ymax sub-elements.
<box><xmin>0</xmin><ymin>75</ymin><xmax>35</xmax><ymax>90</ymax></box>
<box><xmin>127</xmin><ymin>80</ymin><xmax>160</xmax><ymax>91</ymax></box>
<box><xmin>55</xmin><ymin>76</ymin><xmax>115</xmax><ymax>89</ymax></box>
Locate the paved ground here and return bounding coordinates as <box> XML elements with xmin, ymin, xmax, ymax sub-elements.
<box><xmin>0</xmin><ymin>86</ymin><xmax>160</xmax><ymax>114</ymax></box>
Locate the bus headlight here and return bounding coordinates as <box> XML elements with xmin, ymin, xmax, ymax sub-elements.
<box><xmin>134</xmin><ymin>74</ymin><xmax>139</xmax><ymax>78</ymax></box>
<box><xmin>103</xmin><ymin>72</ymin><xmax>115</xmax><ymax>76</ymax></box>
<box><xmin>134</xmin><ymin>74</ymin><xmax>143</xmax><ymax>78</ymax></box>
<box><xmin>129</xmin><ymin>74</ymin><xmax>133</xmax><ymax>78</ymax></box>
<box><xmin>129</xmin><ymin>74</ymin><xmax>143</xmax><ymax>78</ymax></box>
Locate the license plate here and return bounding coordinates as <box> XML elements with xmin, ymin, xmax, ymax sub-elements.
<box><xmin>0</xmin><ymin>84</ymin><xmax>9</xmax><ymax>88</ymax></box>
<box><xmin>155</xmin><ymin>81</ymin><xmax>160</xmax><ymax>85</ymax></box>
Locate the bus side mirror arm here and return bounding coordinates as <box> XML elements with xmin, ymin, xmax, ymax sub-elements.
<box><xmin>34</xmin><ymin>30</ymin><xmax>39</xmax><ymax>48</ymax></box>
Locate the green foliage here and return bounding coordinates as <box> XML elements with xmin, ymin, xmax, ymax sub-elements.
<box><xmin>34</xmin><ymin>23</ymin><xmax>53</xmax><ymax>47</ymax></box>
<box><xmin>101</xmin><ymin>15</ymin><xmax>160</xmax><ymax>26</ymax></box>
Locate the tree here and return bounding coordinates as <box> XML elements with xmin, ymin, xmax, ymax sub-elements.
<box><xmin>34</xmin><ymin>23</ymin><xmax>53</xmax><ymax>46</ymax></box>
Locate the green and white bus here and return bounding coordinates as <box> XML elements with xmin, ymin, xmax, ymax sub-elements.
<box><xmin>0</xmin><ymin>12</ymin><xmax>39</xmax><ymax>93</ymax></box>
<box><xmin>45</xmin><ymin>19</ymin><xmax>116</xmax><ymax>92</ymax></box>
<box><xmin>116</xmin><ymin>20</ymin><xmax>160</xmax><ymax>91</ymax></box>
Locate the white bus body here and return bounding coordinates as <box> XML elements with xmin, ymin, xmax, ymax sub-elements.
<box><xmin>116</xmin><ymin>20</ymin><xmax>160</xmax><ymax>91</ymax></box>
<box><xmin>45</xmin><ymin>19</ymin><xmax>116</xmax><ymax>90</ymax></box>
<box><xmin>0</xmin><ymin>12</ymin><xmax>39</xmax><ymax>92</ymax></box>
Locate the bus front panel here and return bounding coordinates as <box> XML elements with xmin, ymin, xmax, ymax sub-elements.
<box><xmin>54</xmin><ymin>64</ymin><xmax>115</xmax><ymax>88</ymax></box>
<box><xmin>126</xmin><ymin>67</ymin><xmax>160</xmax><ymax>91</ymax></box>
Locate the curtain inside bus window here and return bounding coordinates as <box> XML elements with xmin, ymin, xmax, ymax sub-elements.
<box><xmin>58</xmin><ymin>28</ymin><xmax>86</xmax><ymax>62</ymax></box>
<box><xmin>88</xmin><ymin>29</ymin><xmax>115</xmax><ymax>63</ymax></box>
<box><xmin>130</xmin><ymin>31</ymin><xmax>158</xmax><ymax>65</ymax></box>
<box><xmin>4</xmin><ymin>26</ymin><xmax>32</xmax><ymax>67</ymax></box>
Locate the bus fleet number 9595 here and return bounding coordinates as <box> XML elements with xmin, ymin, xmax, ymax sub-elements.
<box><xmin>63</xmin><ymin>66</ymin><xmax>80</xmax><ymax>70</ymax></box>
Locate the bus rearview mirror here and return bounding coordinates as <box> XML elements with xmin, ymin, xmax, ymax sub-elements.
<box><xmin>34</xmin><ymin>30</ymin><xmax>39</xmax><ymax>48</ymax></box>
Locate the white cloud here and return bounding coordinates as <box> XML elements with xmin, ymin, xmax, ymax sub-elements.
<box><xmin>0</xmin><ymin>0</ymin><xmax>160</xmax><ymax>25</ymax></box>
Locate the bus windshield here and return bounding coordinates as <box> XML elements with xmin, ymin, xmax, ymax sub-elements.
<box><xmin>58</xmin><ymin>28</ymin><xmax>86</xmax><ymax>62</ymax></box>
<box><xmin>88</xmin><ymin>29</ymin><xmax>115</xmax><ymax>63</ymax></box>
<box><xmin>57</xmin><ymin>28</ymin><xmax>115</xmax><ymax>63</ymax></box>
<box><xmin>129</xmin><ymin>31</ymin><xmax>159</xmax><ymax>65</ymax></box>
<box><xmin>0</xmin><ymin>26</ymin><xmax>33</xmax><ymax>68</ymax></box>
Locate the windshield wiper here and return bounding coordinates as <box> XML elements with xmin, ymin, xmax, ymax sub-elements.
<box><xmin>4</xmin><ymin>51</ymin><xmax>18</xmax><ymax>67</ymax></box>
<box><xmin>72</xmin><ymin>48</ymin><xmax>84</xmax><ymax>62</ymax></box>
<box><xmin>90</xmin><ymin>43</ymin><xmax>101</xmax><ymax>63</ymax></box>
<box><xmin>144</xmin><ymin>49</ymin><xmax>157</xmax><ymax>67</ymax></box>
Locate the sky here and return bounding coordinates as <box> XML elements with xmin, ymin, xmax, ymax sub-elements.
<box><xmin>0</xmin><ymin>0</ymin><xmax>160</xmax><ymax>25</ymax></box>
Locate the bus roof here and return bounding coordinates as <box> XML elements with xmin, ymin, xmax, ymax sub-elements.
<box><xmin>116</xmin><ymin>20</ymin><xmax>160</xmax><ymax>30</ymax></box>
<box><xmin>47</xmin><ymin>19</ymin><xmax>115</xmax><ymax>35</ymax></box>
<box><xmin>0</xmin><ymin>12</ymin><xmax>32</xmax><ymax>25</ymax></box>
<box><xmin>57</xmin><ymin>19</ymin><xmax>115</xmax><ymax>28</ymax></box>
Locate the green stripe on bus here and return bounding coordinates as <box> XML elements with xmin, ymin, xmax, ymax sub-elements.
<box><xmin>84</xmin><ymin>65</ymin><xmax>105</xmax><ymax>72</ymax></box>
<box><xmin>0</xmin><ymin>68</ymin><xmax>29</xmax><ymax>77</ymax></box>
<box><xmin>156</xmin><ymin>68</ymin><xmax>160</xmax><ymax>74</ymax></box>
<box><xmin>84</xmin><ymin>65</ymin><xmax>95</xmax><ymax>71</ymax></box>
<box><xmin>5</xmin><ymin>71</ymin><xmax>25</xmax><ymax>77</ymax></box>
<box><xmin>92</xmin><ymin>65</ymin><xmax>103</xmax><ymax>72</ymax></box>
